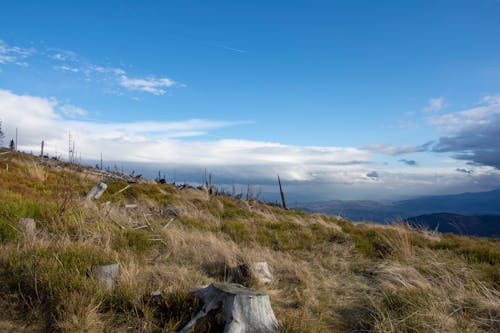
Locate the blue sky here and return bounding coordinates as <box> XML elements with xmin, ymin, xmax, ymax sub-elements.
<box><xmin>1</xmin><ymin>0</ymin><xmax>500</xmax><ymax>201</ymax></box>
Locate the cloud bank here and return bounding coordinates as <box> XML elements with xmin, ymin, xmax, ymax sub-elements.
<box><xmin>2</xmin><ymin>89</ymin><xmax>500</xmax><ymax>200</ymax></box>
<box><xmin>431</xmin><ymin>96</ymin><xmax>500</xmax><ymax>169</ymax></box>
<box><xmin>0</xmin><ymin>89</ymin><xmax>371</xmax><ymax>185</ymax></box>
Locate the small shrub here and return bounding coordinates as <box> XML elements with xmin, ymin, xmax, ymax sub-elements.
<box><xmin>351</xmin><ymin>229</ymin><xmax>392</xmax><ymax>258</ymax></box>
<box><xmin>161</xmin><ymin>292</ymin><xmax>203</xmax><ymax>331</ymax></box>
<box><xmin>0</xmin><ymin>219</ymin><xmax>18</xmax><ymax>242</ymax></box>
<box><xmin>123</xmin><ymin>229</ymin><xmax>150</xmax><ymax>253</ymax></box>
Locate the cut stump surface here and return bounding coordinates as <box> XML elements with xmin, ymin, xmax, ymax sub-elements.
<box><xmin>179</xmin><ymin>283</ymin><xmax>279</xmax><ymax>333</ymax></box>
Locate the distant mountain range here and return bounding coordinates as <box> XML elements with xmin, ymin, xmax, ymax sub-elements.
<box><xmin>298</xmin><ymin>189</ymin><xmax>500</xmax><ymax>236</ymax></box>
<box><xmin>405</xmin><ymin>213</ymin><xmax>500</xmax><ymax>237</ymax></box>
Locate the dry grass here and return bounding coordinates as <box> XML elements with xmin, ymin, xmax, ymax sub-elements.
<box><xmin>0</xmin><ymin>151</ymin><xmax>499</xmax><ymax>332</ymax></box>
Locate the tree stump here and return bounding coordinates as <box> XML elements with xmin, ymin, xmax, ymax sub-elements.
<box><xmin>86</xmin><ymin>182</ymin><xmax>108</xmax><ymax>200</ymax></box>
<box><xmin>251</xmin><ymin>262</ymin><xmax>273</xmax><ymax>284</ymax></box>
<box><xmin>19</xmin><ymin>217</ymin><xmax>36</xmax><ymax>238</ymax></box>
<box><xmin>179</xmin><ymin>283</ymin><xmax>279</xmax><ymax>333</ymax></box>
<box><xmin>91</xmin><ymin>263</ymin><xmax>119</xmax><ymax>291</ymax></box>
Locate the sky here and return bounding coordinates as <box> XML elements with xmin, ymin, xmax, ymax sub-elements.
<box><xmin>1</xmin><ymin>0</ymin><xmax>500</xmax><ymax>202</ymax></box>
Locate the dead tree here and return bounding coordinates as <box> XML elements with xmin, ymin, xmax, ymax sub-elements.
<box><xmin>277</xmin><ymin>175</ymin><xmax>287</xmax><ymax>210</ymax></box>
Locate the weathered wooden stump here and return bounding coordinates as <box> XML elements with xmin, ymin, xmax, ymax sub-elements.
<box><xmin>86</xmin><ymin>182</ymin><xmax>108</xmax><ymax>200</ymax></box>
<box><xmin>251</xmin><ymin>262</ymin><xmax>273</xmax><ymax>284</ymax></box>
<box><xmin>91</xmin><ymin>263</ymin><xmax>119</xmax><ymax>291</ymax></box>
<box><xmin>179</xmin><ymin>283</ymin><xmax>279</xmax><ymax>333</ymax></box>
<box><xmin>19</xmin><ymin>217</ymin><xmax>36</xmax><ymax>238</ymax></box>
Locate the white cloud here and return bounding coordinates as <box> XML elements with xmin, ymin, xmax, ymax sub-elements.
<box><xmin>49</xmin><ymin>48</ymin><xmax>177</xmax><ymax>95</ymax></box>
<box><xmin>422</xmin><ymin>96</ymin><xmax>445</xmax><ymax>113</ymax></box>
<box><xmin>119</xmin><ymin>76</ymin><xmax>176</xmax><ymax>95</ymax></box>
<box><xmin>48</xmin><ymin>49</ymin><xmax>79</xmax><ymax>62</ymax></box>
<box><xmin>428</xmin><ymin>95</ymin><xmax>500</xmax><ymax>130</ymax></box>
<box><xmin>2</xmin><ymin>41</ymin><xmax>181</xmax><ymax>96</ymax></box>
<box><xmin>363</xmin><ymin>143</ymin><xmax>431</xmax><ymax>155</ymax></box>
<box><xmin>2</xmin><ymin>89</ymin><xmax>499</xmax><ymax>200</ymax></box>
<box><xmin>54</xmin><ymin>65</ymin><xmax>80</xmax><ymax>73</ymax></box>
<box><xmin>0</xmin><ymin>89</ymin><xmax>371</xmax><ymax>184</ymax></box>
<box><xmin>59</xmin><ymin>104</ymin><xmax>88</xmax><ymax>116</ymax></box>
<box><xmin>0</xmin><ymin>40</ymin><xmax>34</xmax><ymax>66</ymax></box>
<box><xmin>89</xmin><ymin>65</ymin><xmax>125</xmax><ymax>75</ymax></box>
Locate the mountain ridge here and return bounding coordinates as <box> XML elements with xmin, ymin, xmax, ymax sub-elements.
<box><xmin>299</xmin><ymin>188</ymin><xmax>500</xmax><ymax>224</ymax></box>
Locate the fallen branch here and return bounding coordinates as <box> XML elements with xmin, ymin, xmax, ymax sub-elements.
<box><xmin>149</xmin><ymin>238</ymin><xmax>168</xmax><ymax>246</ymax></box>
<box><xmin>162</xmin><ymin>218</ymin><xmax>175</xmax><ymax>230</ymax></box>
<box><xmin>114</xmin><ymin>184</ymin><xmax>131</xmax><ymax>195</ymax></box>
<box><xmin>142</xmin><ymin>212</ymin><xmax>153</xmax><ymax>231</ymax></box>
<box><xmin>109</xmin><ymin>217</ymin><xmax>125</xmax><ymax>229</ymax></box>
<box><xmin>133</xmin><ymin>225</ymin><xmax>148</xmax><ymax>230</ymax></box>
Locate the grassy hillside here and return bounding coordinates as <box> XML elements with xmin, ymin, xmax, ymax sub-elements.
<box><xmin>0</xmin><ymin>150</ymin><xmax>499</xmax><ymax>332</ymax></box>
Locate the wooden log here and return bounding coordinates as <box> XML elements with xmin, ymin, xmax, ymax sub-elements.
<box><xmin>179</xmin><ymin>283</ymin><xmax>279</xmax><ymax>333</ymax></box>
<box><xmin>123</xmin><ymin>204</ymin><xmax>138</xmax><ymax>209</ymax></box>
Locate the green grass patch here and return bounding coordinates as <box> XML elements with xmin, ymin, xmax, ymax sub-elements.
<box><xmin>430</xmin><ymin>234</ymin><xmax>500</xmax><ymax>265</ymax></box>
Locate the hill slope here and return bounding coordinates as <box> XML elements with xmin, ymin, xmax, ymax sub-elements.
<box><xmin>0</xmin><ymin>150</ymin><xmax>499</xmax><ymax>332</ymax></box>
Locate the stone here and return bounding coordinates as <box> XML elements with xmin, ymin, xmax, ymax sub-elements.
<box><xmin>179</xmin><ymin>283</ymin><xmax>279</xmax><ymax>333</ymax></box>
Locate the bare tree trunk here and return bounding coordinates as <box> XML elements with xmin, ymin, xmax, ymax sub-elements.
<box><xmin>278</xmin><ymin>175</ymin><xmax>287</xmax><ymax>210</ymax></box>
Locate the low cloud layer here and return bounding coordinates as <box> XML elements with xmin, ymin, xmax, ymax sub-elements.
<box><xmin>363</xmin><ymin>142</ymin><xmax>432</xmax><ymax>155</ymax></box>
<box><xmin>2</xmin><ymin>89</ymin><xmax>500</xmax><ymax>200</ymax></box>
<box><xmin>0</xmin><ymin>89</ymin><xmax>371</xmax><ymax>185</ymax></box>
